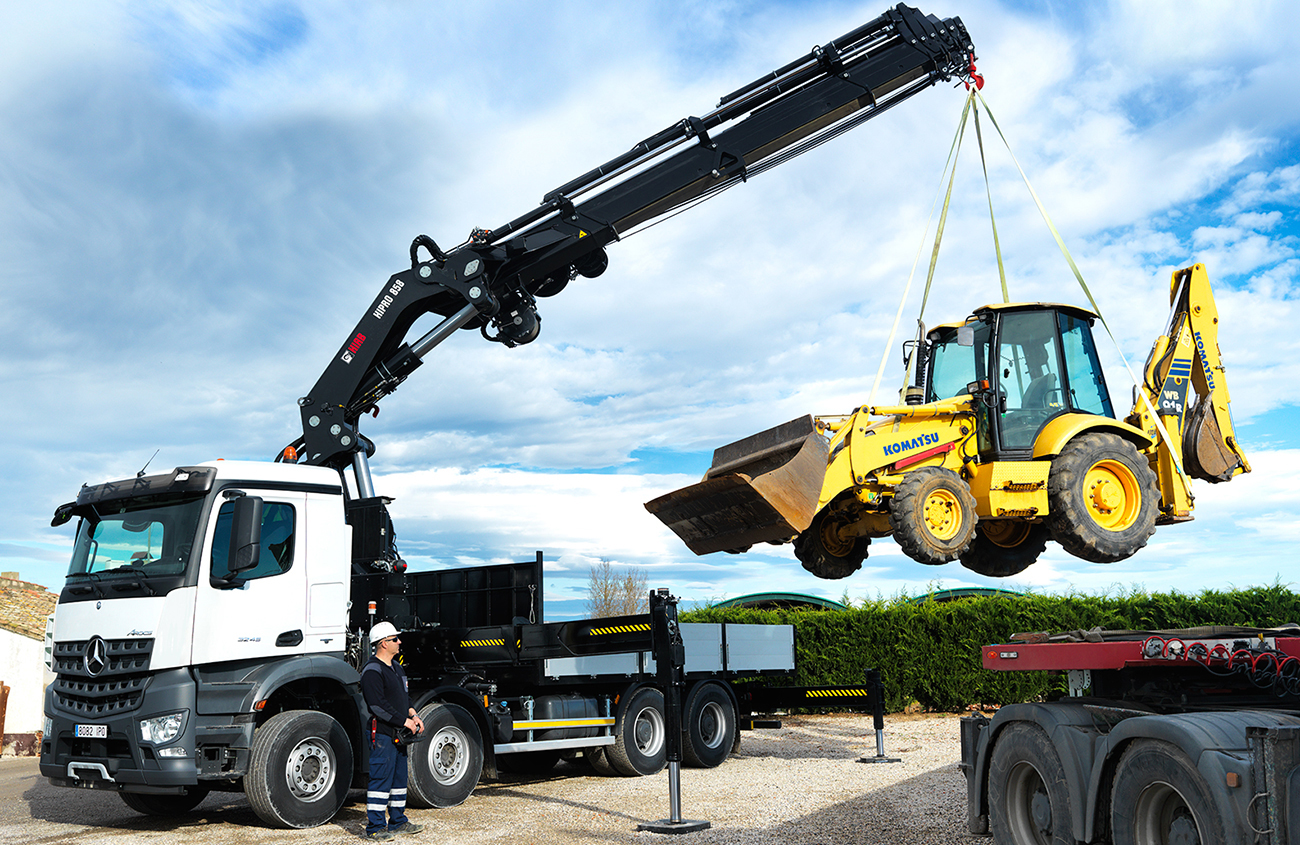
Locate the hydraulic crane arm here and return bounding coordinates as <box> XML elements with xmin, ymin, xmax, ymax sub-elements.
<box><xmin>283</xmin><ymin>4</ymin><xmax>976</xmax><ymax>476</ymax></box>
<box><xmin>1130</xmin><ymin>263</ymin><xmax>1250</xmax><ymax>521</ymax></box>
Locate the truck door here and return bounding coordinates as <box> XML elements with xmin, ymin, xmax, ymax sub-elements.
<box><xmin>191</xmin><ymin>491</ymin><xmax>311</xmax><ymax>666</ymax></box>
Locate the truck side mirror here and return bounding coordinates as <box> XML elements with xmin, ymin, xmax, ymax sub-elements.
<box><xmin>228</xmin><ymin>495</ymin><xmax>263</xmax><ymax>574</ymax></box>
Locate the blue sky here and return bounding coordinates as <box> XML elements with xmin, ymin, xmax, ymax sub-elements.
<box><xmin>3</xmin><ymin>1</ymin><xmax>1298</xmax><ymax>621</ymax></box>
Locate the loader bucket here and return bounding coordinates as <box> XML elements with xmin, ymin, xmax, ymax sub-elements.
<box><xmin>645</xmin><ymin>415</ymin><xmax>829</xmax><ymax>555</ymax></box>
<box><xmin>1183</xmin><ymin>400</ymin><xmax>1247</xmax><ymax>483</ymax></box>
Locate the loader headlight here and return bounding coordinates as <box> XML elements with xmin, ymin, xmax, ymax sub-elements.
<box><xmin>139</xmin><ymin>712</ymin><xmax>186</xmax><ymax>745</ymax></box>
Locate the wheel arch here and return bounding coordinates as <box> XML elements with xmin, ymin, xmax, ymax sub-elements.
<box><xmin>973</xmin><ymin>703</ymin><xmax>1104</xmax><ymax>843</ymax></box>
<box><xmin>1091</xmin><ymin>711</ymin><xmax>1300</xmax><ymax>845</ymax></box>
<box><xmin>1031</xmin><ymin>413</ymin><xmax>1154</xmax><ymax>459</ymax></box>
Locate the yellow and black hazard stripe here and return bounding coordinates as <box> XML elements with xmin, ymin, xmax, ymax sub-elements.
<box><xmin>587</xmin><ymin>623</ymin><xmax>651</xmax><ymax>636</ymax></box>
<box><xmin>804</xmin><ymin>688</ymin><xmax>869</xmax><ymax>699</ymax></box>
<box><xmin>460</xmin><ymin>638</ymin><xmax>507</xmax><ymax>648</ymax></box>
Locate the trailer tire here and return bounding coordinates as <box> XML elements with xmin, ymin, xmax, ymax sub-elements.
<box><xmin>120</xmin><ymin>786</ymin><xmax>210</xmax><ymax>816</ymax></box>
<box><xmin>889</xmin><ymin>467</ymin><xmax>977</xmax><ymax>565</ymax></box>
<box><xmin>408</xmin><ymin>702</ymin><xmax>483</xmax><ymax>808</ymax></box>
<box><xmin>245</xmin><ymin>710</ymin><xmax>353</xmax><ymax>829</ymax></box>
<box><xmin>960</xmin><ymin>521</ymin><xmax>1050</xmax><ymax>577</ymax></box>
<box><xmin>988</xmin><ymin>723</ymin><xmax>1072</xmax><ymax>845</ymax></box>
<box><xmin>585</xmin><ymin>746</ymin><xmax>619</xmax><ymax>776</ymax></box>
<box><xmin>681</xmin><ymin>682</ymin><xmax>736</xmax><ymax>768</ymax></box>
<box><xmin>795</xmin><ymin>510</ymin><xmax>869</xmax><ymax>580</ymax></box>
<box><xmin>606</xmin><ymin>687</ymin><xmax>667</xmax><ymax>776</ymax></box>
<box><xmin>1111</xmin><ymin>740</ymin><xmax>1224</xmax><ymax>845</ymax></box>
<box><xmin>1047</xmin><ymin>433</ymin><xmax>1158</xmax><ymax>563</ymax></box>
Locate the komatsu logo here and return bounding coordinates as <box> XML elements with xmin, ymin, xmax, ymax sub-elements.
<box><xmin>883</xmin><ymin>432</ymin><xmax>942</xmax><ymax>456</ymax></box>
<box><xmin>1193</xmin><ymin>331</ymin><xmax>1215</xmax><ymax>389</ymax></box>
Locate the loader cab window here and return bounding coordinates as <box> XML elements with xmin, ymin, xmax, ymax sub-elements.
<box><xmin>995</xmin><ymin>310</ymin><xmax>1066</xmax><ymax>452</ymax></box>
<box><xmin>210</xmin><ymin>500</ymin><xmax>296</xmax><ymax>582</ymax></box>
<box><xmin>926</xmin><ymin>326</ymin><xmax>978</xmax><ymax>402</ymax></box>
<box><xmin>1058</xmin><ymin>312</ymin><xmax>1114</xmax><ymax>417</ymax></box>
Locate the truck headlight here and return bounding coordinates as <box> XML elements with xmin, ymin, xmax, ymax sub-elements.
<box><xmin>139</xmin><ymin>712</ymin><xmax>185</xmax><ymax>745</ymax></box>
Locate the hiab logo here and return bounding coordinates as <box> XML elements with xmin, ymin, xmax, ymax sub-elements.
<box><xmin>882</xmin><ymin>432</ymin><xmax>942</xmax><ymax>456</ymax></box>
<box><xmin>341</xmin><ymin>333</ymin><xmax>366</xmax><ymax>364</ymax></box>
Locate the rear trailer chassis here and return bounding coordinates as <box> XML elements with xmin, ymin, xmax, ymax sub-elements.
<box><xmin>961</xmin><ymin>627</ymin><xmax>1300</xmax><ymax>845</ymax></box>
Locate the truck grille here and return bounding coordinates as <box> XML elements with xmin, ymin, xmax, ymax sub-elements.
<box><xmin>51</xmin><ymin>638</ymin><xmax>154</xmax><ymax>717</ymax></box>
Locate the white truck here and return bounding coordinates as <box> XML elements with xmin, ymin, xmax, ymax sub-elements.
<box><xmin>38</xmin><ymin>4</ymin><xmax>978</xmax><ymax>828</ymax></box>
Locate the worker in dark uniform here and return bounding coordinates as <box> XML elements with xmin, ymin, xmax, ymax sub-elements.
<box><xmin>360</xmin><ymin>621</ymin><xmax>425</xmax><ymax>840</ymax></box>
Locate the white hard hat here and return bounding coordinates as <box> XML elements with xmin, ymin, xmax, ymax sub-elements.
<box><xmin>370</xmin><ymin>621</ymin><xmax>400</xmax><ymax>643</ymax></box>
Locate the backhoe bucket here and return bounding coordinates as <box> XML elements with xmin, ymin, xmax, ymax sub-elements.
<box><xmin>645</xmin><ymin>415</ymin><xmax>829</xmax><ymax>555</ymax></box>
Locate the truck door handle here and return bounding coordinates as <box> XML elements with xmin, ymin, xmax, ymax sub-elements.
<box><xmin>276</xmin><ymin>630</ymin><xmax>303</xmax><ymax>647</ymax></box>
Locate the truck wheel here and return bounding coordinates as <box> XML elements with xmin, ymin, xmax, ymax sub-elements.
<box><xmin>988</xmin><ymin>723</ymin><xmax>1072</xmax><ymax>845</ymax></box>
<box><xmin>246</xmin><ymin>710</ymin><xmax>353</xmax><ymax>829</ymax></box>
<box><xmin>681</xmin><ymin>682</ymin><xmax>736</xmax><ymax>768</ymax></box>
<box><xmin>794</xmin><ymin>510</ymin><xmax>869</xmax><ymax>579</ymax></box>
<box><xmin>959</xmin><ymin>522</ymin><xmax>1049</xmax><ymax>577</ymax></box>
<box><xmin>408</xmin><ymin>702</ymin><xmax>483</xmax><ymax>808</ymax></box>
<box><xmin>120</xmin><ymin>786</ymin><xmax>210</xmax><ymax>816</ymax></box>
<box><xmin>606</xmin><ymin>687</ymin><xmax>666</xmax><ymax>776</ymax></box>
<box><xmin>1111</xmin><ymin>740</ymin><xmax>1224</xmax><ymax>845</ymax></box>
<box><xmin>585</xmin><ymin>746</ymin><xmax>619</xmax><ymax>776</ymax></box>
<box><xmin>889</xmin><ymin>467</ymin><xmax>977</xmax><ymax>565</ymax></box>
<box><xmin>1047</xmin><ymin>433</ymin><xmax>1158</xmax><ymax>563</ymax></box>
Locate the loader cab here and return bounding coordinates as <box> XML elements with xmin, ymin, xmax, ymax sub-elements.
<box><xmin>927</xmin><ymin>303</ymin><xmax>1114</xmax><ymax>461</ymax></box>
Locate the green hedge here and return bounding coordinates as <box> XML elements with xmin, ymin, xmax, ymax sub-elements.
<box><xmin>681</xmin><ymin>584</ymin><xmax>1300</xmax><ymax>712</ymax></box>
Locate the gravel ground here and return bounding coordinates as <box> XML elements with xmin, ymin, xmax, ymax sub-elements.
<box><xmin>2</xmin><ymin>713</ymin><xmax>975</xmax><ymax>844</ymax></box>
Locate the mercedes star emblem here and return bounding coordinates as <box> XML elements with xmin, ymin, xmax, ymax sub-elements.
<box><xmin>84</xmin><ymin>636</ymin><xmax>108</xmax><ymax>677</ymax></box>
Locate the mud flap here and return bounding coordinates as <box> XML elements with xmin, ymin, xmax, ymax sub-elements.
<box><xmin>644</xmin><ymin>416</ymin><xmax>829</xmax><ymax>555</ymax></box>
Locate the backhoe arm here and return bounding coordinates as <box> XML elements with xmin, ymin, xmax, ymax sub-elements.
<box><xmin>282</xmin><ymin>4</ymin><xmax>976</xmax><ymax>474</ymax></box>
<box><xmin>1129</xmin><ymin>263</ymin><xmax>1250</xmax><ymax>521</ymax></box>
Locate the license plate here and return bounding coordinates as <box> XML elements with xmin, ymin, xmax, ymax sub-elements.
<box><xmin>75</xmin><ymin>724</ymin><xmax>107</xmax><ymax>738</ymax></box>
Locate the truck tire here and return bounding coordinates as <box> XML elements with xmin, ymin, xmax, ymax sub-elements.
<box><xmin>245</xmin><ymin>710</ymin><xmax>353</xmax><ymax>829</ymax></box>
<box><xmin>988</xmin><ymin>723</ymin><xmax>1072</xmax><ymax>845</ymax></box>
<box><xmin>1111</xmin><ymin>740</ymin><xmax>1224</xmax><ymax>845</ymax></box>
<box><xmin>959</xmin><ymin>521</ymin><xmax>1049</xmax><ymax>577</ymax></box>
<box><xmin>795</xmin><ymin>510</ymin><xmax>869</xmax><ymax>580</ymax></box>
<box><xmin>119</xmin><ymin>786</ymin><xmax>210</xmax><ymax>816</ymax></box>
<box><xmin>889</xmin><ymin>467</ymin><xmax>977</xmax><ymax>565</ymax></box>
<box><xmin>681</xmin><ymin>682</ymin><xmax>736</xmax><ymax>768</ymax></box>
<box><xmin>606</xmin><ymin>687</ymin><xmax>667</xmax><ymax>776</ymax></box>
<box><xmin>408</xmin><ymin>702</ymin><xmax>483</xmax><ymax>808</ymax></box>
<box><xmin>1047</xmin><ymin>433</ymin><xmax>1158</xmax><ymax>563</ymax></box>
<box><xmin>585</xmin><ymin>746</ymin><xmax>619</xmax><ymax>776</ymax></box>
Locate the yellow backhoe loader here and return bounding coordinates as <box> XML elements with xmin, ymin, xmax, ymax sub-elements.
<box><xmin>646</xmin><ymin>263</ymin><xmax>1250</xmax><ymax>578</ymax></box>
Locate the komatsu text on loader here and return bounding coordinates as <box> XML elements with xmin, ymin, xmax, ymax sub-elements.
<box><xmin>647</xmin><ymin>263</ymin><xmax>1249</xmax><ymax>578</ymax></box>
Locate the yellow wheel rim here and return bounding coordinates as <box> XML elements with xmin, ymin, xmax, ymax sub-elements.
<box><xmin>922</xmin><ymin>488</ymin><xmax>964</xmax><ymax>542</ymax></box>
<box><xmin>981</xmin><ymin>520</ymin><xmax>1033</xmax><ymax>548</ymax></box>
<box><xmin>1082</xmin><ymin>459</ymin><xmax>1141</xmax><ymax>531</ymax></box>
<box><xmin>819</xmin><ymin>518</ymin><xmax>855</xmax><ymax>558</ymax></box>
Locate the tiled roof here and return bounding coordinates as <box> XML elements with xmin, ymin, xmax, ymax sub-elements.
<box><xmin>0</xmin><ymin>578</ymin><xmax>57</xmax><ymax>641</ymax></box>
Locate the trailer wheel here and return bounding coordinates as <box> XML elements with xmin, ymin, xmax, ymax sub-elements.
<box><xmin>1111</xmin><ymin>740</ymin><xmax>1224</xmax><ymax>845</ymax></box>
<box><xmin>795</xmin><ymin>510</ymin><xmax>869</xmax><ymax>579</ymax></box>
<box><xmin>889</xmin><ymin>467</ymin><xmax>977</xmax><ymax>565</ymax></box>
<box><xmin>1047</xmin><ymin>433</ymin><xmax>1158</xmax><ymax>563</ymax></box>
<box><xmin>606</xmin><ymin>687</ymin><xmax>666</xmax><ymax>776</ymax></box>
<box><xmin>408</xmin><ymin>702</ymin><xmax>483</xmax><ymax>808</ymax></box>
<box><xmin>585</xmin><ymin>746</ymin><xmax>619</xmax><ymax>776</ymax></box>
<box><xmin>959</xmin><ymin>521</ymin><xmax>1050</xmax><ymax>577</ymax></box>
<box><xmin>120</xmin><ymin>786</ymin><xmax>210</xmax><ymax>816</ymax></box>
<box><xmin>682</xmin><ymin>682</ymin><xmax>736</xmax><ymax>768</ymax></box>
<box><xmin>988</xmin><ymin>723</ymin><xmax>1072</xmax><ymax>845</ymax></box>
<box><xmin>245</xmin><ymin>710</ymin><xmax>353</xmax><ymax>829</ymax></box>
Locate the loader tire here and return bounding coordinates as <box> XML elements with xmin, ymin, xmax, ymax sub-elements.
<box><xmin>1047</xmin><ymin>433</ymin><xmax>1158</xmax><ymax>563</ymax></box>
<box><xmin>794</xmin><ymin>509</ymin><xmax>869</xmax><ymax>580</ymax></box>
<box><xmin>888</xmin><ymin>467</ymin><xmax>977</xmax><ymax>565</ymax></box>
<box><xmin>959</xmin><ymin>521</ymin><xmax>1050</xmax><ymax>577</ymax></box>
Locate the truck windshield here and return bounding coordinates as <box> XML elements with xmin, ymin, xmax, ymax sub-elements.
<box><xmin>68</xmin><ymin>496</ymin><xmax>206</xmax><ymax>579</ymax></box>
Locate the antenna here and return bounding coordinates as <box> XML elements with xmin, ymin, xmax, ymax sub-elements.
<box><xmin>137</xmin><ymin>449</ymin><xmax>160</xmax><ymax>478</ymax></box>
